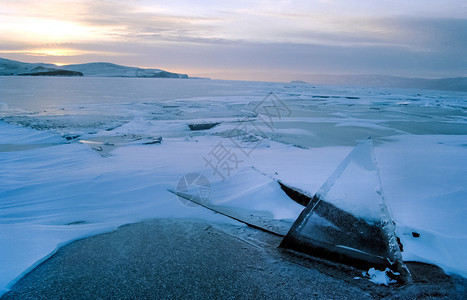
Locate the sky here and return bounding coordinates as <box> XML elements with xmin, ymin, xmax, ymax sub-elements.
<box><xmin>0</xmin><ymin>0</ymin><xmax>466</xmax><ymax>81</ymax></box>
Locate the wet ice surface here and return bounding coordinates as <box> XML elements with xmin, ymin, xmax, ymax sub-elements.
<box><xmin>0</xmin><ymin>77</ymin><xmax>466</xmax><ymax>293</ymax></box>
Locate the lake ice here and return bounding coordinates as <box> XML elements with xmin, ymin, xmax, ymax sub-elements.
<box><xmin>0</xmin><ymin>77</ymin><xmax>466</xmax><ymax>294</ymax></box>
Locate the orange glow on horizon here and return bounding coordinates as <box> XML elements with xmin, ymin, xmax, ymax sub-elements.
<box><xmin>0</xmin><ymin>49</ymin><xmax>87</xmax><ymax>57</ymax></box>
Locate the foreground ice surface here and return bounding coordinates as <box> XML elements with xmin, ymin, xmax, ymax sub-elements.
<box><xmin>0</xmin><ymin>77</ymin><xmax>466</xmax><ymax>294</ymax></box>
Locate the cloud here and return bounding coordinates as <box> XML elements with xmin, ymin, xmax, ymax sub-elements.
<box><xmin>0</xmin><ymin>0</ymin><xmax>465</xmax><ymax>80</ymax></box>
<box><xmin>384</xmin><ymin>17</ymin><xmax>467</xmax><ymax>53</ymax></box>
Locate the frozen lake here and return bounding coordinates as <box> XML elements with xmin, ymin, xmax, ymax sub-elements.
<box><xmin>1</xmin><ymin>76</ymin><xmax>466</xmax><ymax>147</ymax></box>
<box><xmin>0</xmin><ymin>77</ymin><xmax>466</xmax><ymax>294</ymax></box>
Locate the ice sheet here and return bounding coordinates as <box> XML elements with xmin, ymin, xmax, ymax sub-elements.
<box><xmin>0</xmin><ymin>77</ymin><xmax>466</xmax><ymax>294</ymax></box>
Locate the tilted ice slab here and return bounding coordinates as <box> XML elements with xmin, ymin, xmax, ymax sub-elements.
<box><xmin>281</xmin><ymin>138</ymin><xmax>411</xmax><ymax>283</ymax></box>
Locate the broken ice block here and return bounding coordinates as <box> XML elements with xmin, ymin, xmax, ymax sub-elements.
<box><xmin>280</xmin><ymin>138</ymin><xmax>411</xmax><ymax>283</ymax></box>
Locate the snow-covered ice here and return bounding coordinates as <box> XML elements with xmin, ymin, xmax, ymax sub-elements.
<box><xmin>0</xmin><ymin>77</ymin><xmax>466</xmax><ymax>294</ymax></box>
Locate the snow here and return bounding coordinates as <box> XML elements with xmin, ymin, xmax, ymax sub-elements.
<box><xmin>0</xmin><ymin>58</ymin><xmax>58</xmax><ymax>76</ymax></box>
<box><xmin>364</xmin><ymin>268</ymin><xmax>397</xmax><ymax>286</ymax></box>
<box><xmin>376</xmin><ymin>134</ymin><xmax>467</xmax><ymax>277</ymax></box>
<box><xmin>0</xmin><ymin>77</ymin><xmax>466</xmax><ymax>294</ymax></box>
<box><xmin>63</xmin><ymin>62</ymin><xmax>187</xmax><ymax>78</ymax></box>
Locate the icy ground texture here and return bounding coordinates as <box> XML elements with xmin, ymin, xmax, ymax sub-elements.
<box><xmin>0</xmin><ymin>77</ymin><xmax>466</xmax><ymax>294</ymax></box>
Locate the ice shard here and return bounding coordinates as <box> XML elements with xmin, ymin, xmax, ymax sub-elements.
<box><xmin>280</xmin><ymin>138</ymin><xmax>411</xmax><ymax>283</ymax></box>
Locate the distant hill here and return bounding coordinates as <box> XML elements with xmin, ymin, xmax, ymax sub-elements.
<box><xmin>0</xmin><ymin>58</ymin><xmax>188</xmax><ymax>78</ymax></box>
<box><xmin>300</xmin><ymin>74</ymin><xmax>467</xmax><ymax>92</ymax></box>
<box><xmin>1</xmin><ymin>57</ymin><xmax>465</xmax><ymax>91</ymax></box>
<box><xmin>19</xmin><ymin>70</ymin><xmax>83</xmax><ymax>77</ymax></box>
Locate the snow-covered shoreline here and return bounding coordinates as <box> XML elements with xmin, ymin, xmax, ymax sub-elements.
<box><xmin>1</xmin><ymin>77</ymin><xmax>466</xmax><ymax>294</ymax></box>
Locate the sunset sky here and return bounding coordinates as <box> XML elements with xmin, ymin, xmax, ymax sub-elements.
<box><xmin>0</xmin><ymin>0</ymin><xmax>466</xmax><ymax>81</ymax></box>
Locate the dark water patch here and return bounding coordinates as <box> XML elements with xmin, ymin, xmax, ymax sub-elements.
<box><xmin>63</xmin><ymin>134</ymin><xmax>80</xmax><ymax>140</ymax></box>
<box><xmin>143</xmin><ymin>137</ymin><xmax>162</xmax><ymax>144</ymax></box>
<box><xmin>188</xmin><ymin>122</ymin><xmax>221</xmax><ymax>131</ymax></box>
<box><xmin>66</xmin><ymin>221</ymin><xmax>87</xmax><ymax>225</ymax></box>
